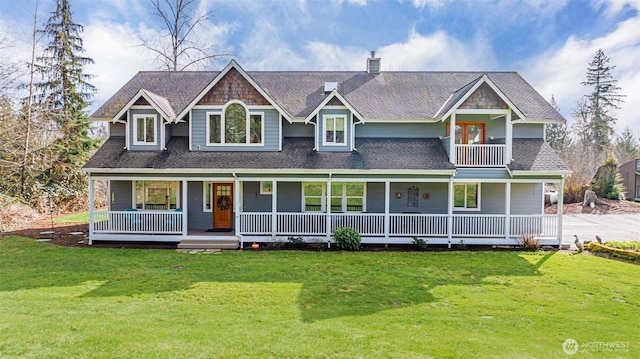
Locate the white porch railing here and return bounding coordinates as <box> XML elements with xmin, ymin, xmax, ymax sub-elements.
<box><xmin>510</xmin><ymin>215</ymin><xmax>557</xmax><ymax>238</ymax></box>
<box><xmin>455</xmin><ymin>144</ymin><xmax>506</xmax><ymax>167</ymax></box>
<box><xmin>93</xmin><ymin>210</ymin><xmax>183</xmax><ymax>234</ymax></box>
<box><xmin>452</xmin><ymin>214</ymin><xmax>505</xmax><ymax>237</ymax></box>
<box><xmin>237</xmin><ymin>212</ymin><xmax>559</xmax><ymax>240</ymax></box>
<box><xmin>277</xmin><ymin>213</ymin><xmax>326</xmax><ymax>235</ymax></box>
<box><xmin>331</xmin><ymin>213</ymin><xmax>385</xmax><ymax>235</ymax></box>
<box><xmin>389</xmin><ymin>214</ymin><xmax>448</xmax><ymax>236</ymax></box>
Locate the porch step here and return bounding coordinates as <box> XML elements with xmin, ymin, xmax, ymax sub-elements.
<box><xmin>178</xmin><ymin>239</ymin><xmax>239</xmax><ymax>250</ymax></box>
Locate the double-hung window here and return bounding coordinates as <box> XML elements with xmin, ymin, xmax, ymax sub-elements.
<box><xmin>133</xmin><ymin>114</ymin><xmax>157</xmax><ymax>145</ymax></box>
<box><xmin>207</xmin><ymin>101</ymin><xmax>263</xmax><ymax>145</ymax></box>
<box><xmin>453</xmin><ymin>183</ymin><xmax>480</xmax><ymax>210</ymax></box>
<box><xmin>323</xmin><ymin>115</ymin><xmax>346</xmax><ymax>145</ymax></box>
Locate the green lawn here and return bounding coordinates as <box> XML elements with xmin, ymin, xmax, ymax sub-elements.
<box><xmin>52</xmin><ymin>211</ymin><xmax>90</xmax><ymax>223</ymax></box>
<box><xmin>0</xmin><ymin>236</ymin><xmax>638</xmax><ymax>358</ymax></box>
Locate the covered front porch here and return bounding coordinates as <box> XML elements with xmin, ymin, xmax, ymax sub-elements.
<box><xmin>87</xmin><ymin>174</ymin><xmax>565</xmax><ymax>247</ymax></box>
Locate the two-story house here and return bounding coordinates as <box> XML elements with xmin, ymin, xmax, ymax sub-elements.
<box><xmin>83</xmin><ymin>56</ymin><xmax>570</xmax><ymax>248</ymax></box>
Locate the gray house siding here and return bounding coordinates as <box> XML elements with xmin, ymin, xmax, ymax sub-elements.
<box><xmin>366</xmin><ymin>182</ymin><xmax>385</xmax><ymax>213</ymax></box>
<box><xmin>128</xmin><ymin>109</ymin><xmax>162</xmax><ymax>151</ymax></box>
<box><xmin>455</xmin><ymin>168</ymin><xmax>511</xmax><ymax>180</ymax></box>
<box><xmin>171</xmin><ymin>122</ymin><xmax>189</xmax><ymax>136</ymax></box>
<box><xmin>187</xmin><ymin>181</ymin><xmax>211</xmax><ymax>229</ymax></box>
<box><xmin>513</xmin><ymin>123</ymin><xmax>544</xmax><ymax>138</ymax></box>
<box><xmin>511</xmin><ymin>183</ymin><xmax>543</xmax><ymax>214</ymax></box>
<box><xmin>243</xmin><ymin>181</ymin><xmax>272</xmax><ymax>212</ymax></box>
<box><xmin>277</xmin><ymin>182</ymin><xmax>302</xmax><ymax>212</ymax></box>
<box><xmin>389</xmin><ymin>182</ymin><xmax>448</xmax><ymax>214</ymax></box>
<box><xmin>316</xmin><ymin>109</ymin><xmax>352</xmax><ymax>152</ymax></box>
<box><xmin>356</xmin><ymin>122</ymin><xmax>445</xmax><ymax>138</ymax></box>
<box><xmin>191</xmin><ymin>108</ymin><xmax>280</xmax><ymax>151</ymax></box>
<box><xmin>283</xmin><ymin>122</ymin><xmax>314</xmax><ymax>137</ymax></box>
<box><xmin>110</xmin><ymin>180</ymin><xmax>132</xmax><ymax>211</ymax></box>
<box><xmin>110</xmin><ymin>122</ymin><xmax>126</xmax><ymax>137</ymax></box>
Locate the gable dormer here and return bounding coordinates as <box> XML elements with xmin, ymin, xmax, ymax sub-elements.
<box><xmin>305</xmin><ymin>89</ymin><xmax>364</xmax><ymax>152</ymax></box>
<box><xmin>184</xmin><ymin>60</ymin><xmax>291</xmax><ymax>152</ymax></box>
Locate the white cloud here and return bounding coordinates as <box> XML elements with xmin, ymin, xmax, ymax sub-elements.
<box><xmin>377</xmin><ymin>29</ymin><xmax>495</xmax><ymax>71</ymax></box>
<box><xmin>523</xmin><ymin>13</ymin><xmax>640</xmax><ymax>136</ymax></box>
<box><xmin>591</xmin><ymin>0</ymin><xmax>640</xmax><ymax>17</ymax></box>
<box><xmin>411</xmin><ymin>0</ymin><xmax>445</xmax><ymax>10</ymax></box>
<box><xmin>332</xmin><ymin>0</ymin><xmax>368</xmax><ymax>6</ymax></box>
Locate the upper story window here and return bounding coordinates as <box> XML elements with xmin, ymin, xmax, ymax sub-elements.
<box><xmin>207</xmin><ymin>101</ymin><xmax>263</xmax><ymax>145</ymax></box>
<box><xmin>133</xmin><ymin>114</ymin><xmax>157</xmax><ymax>145</ymax></box>
<box><xmin>323</xmin><ymin>115</ymin><xmax>346</xmax><ymax>146</ymax></box>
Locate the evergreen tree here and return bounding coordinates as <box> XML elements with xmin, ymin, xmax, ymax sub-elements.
<box><xmin>34</xmin><ymin>0</ymin><xmax>98</xmax><ymax>210</ymax></box>
<box><xmin>545</xmin><ymin>95</ymin><xmax>571</xmax><ymax>154</ymax></box>
<box><xmin>614</xmin><ymin>127</ymin><xmax>639</xmax><ymax>164</ymax></box>
<box><xmin>581</xmin><ymin>49</ymin><xmax>624</xmax><ymax>151</ymax></box>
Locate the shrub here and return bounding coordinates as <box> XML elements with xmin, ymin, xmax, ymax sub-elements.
<box><xmin>517</xmin><ymin>233</ymin><xmax>541</xmax><ymax>251</ymax></box>
<box><xmin>412</xmin><ymin>237</ymin><xmax>428</xmax><ymax>251</ymax></box>
<box><xmin>333</xmin><ymin>227</ymin><xmax>361</xmax><ymax>251</ymax></box>
<box><xmin>286</xmin><ymin>236</ymin><xmax>305</xmax><ymax>248</ymax></box>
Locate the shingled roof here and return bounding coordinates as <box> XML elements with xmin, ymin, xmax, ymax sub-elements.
<box><xmin>83</xmin><ymin>137</ymin><xmax>456</xmax><ymax>172</ymax></box>
<box><xmin>91</xmin><ymin>63</ymin><xmax>564</xmax><ymax>122</ymax></box>
<box><xmin>508</xmin><ymin>138</ymin><xmax>570</xmax><ymax>173</ymax></box>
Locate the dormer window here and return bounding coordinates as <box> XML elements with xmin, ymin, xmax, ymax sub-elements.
<box><xmin>133</xmin><ymin>114</ymin><xmax>157</xmax><ymax>145</ymax></box>
<box><xmin>207</xmin><ymin>101</ymin><xmax>263</xmax><ymax>145</ymax></box>
<box><xmin>323</xmin><ymin>115</ymin><xmax>346</xmax><ymax>146</ymax></box>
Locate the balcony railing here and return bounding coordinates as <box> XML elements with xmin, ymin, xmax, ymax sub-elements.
<box><xmin>455</xmin><ymin>144</ymin><xmax>506</xmax><ymax>167</ymax></box>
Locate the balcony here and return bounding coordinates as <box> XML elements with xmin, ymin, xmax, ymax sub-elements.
<box><xmin>454</xmin><ymin>144</ymin><xmax>506</xmax><ymax>167</ymax></box>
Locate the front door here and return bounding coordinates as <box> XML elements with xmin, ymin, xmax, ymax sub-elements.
<box><xmin>213</xmin><ymin>183</ymin><xmax>233</xmax><ymax>229</ymax></box>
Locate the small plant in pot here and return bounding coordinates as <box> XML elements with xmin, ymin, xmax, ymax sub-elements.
<box><xmin>333</xmin><ymin>227</ymin><xmax>361</xmax><ymax>251</ymax></box>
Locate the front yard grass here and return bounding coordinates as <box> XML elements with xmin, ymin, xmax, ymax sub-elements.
<box><xmin>0</xmin><ymin>236</ymin><xmax>638</xmax><ymax>358</ymax></box>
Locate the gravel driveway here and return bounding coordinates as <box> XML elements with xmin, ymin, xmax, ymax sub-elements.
<box><xmin>562</xmin><ymin>214</ymin><xmax>640</xmax><ymax>244</ymax></box>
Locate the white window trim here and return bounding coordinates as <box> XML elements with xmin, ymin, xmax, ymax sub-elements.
<box><xmin>302</xmin><ymin>182</ymin><xmax>326</xmax><ymax>213</ymax></box>
<box><xmin>330</xmin><ymin>182</ymin><xmax>367</xmax><ymax>213</ymax></box>
<box><xmin>453</xmin><ymin>182</ymin><xmax>481</xmax><ymax>211</ymax></box>
<box><xmin>203</xmin><ymin>181</ymin><xmax>213</xmax><ymax>212</ymax></box>
<box><xmin>132</xmin><ymin>180</ymin><xmax>181</xmax><ymax>210</ymax></box>
<box><xmin>322</xmin><ymin>114</ymin><xmax>347</xmax><ymax>146</ymax></box>
<box><xmin>302</xmin><ymin>182</ymin><xmax>366</xmax><ymax>213</ymax></box>
<box><xmin>260</xmin><ymin>181</ymin><xmax>273</xmax><ymax>195</ymax></box>
<box><xmin>132</xmin><ymin>114</ymin><xmax>158</xmax><ymax>146</ymax></box>
<box><xmin>205</xmin><ymin>101</ymin><xmax>265</xmax><ymax>146</ymax></box>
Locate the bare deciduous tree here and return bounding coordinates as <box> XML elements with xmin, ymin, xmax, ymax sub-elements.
<box><xmin>141</xmin><ymin>0</ymin><xmax>229</xmax><ymax>71</ymax></box>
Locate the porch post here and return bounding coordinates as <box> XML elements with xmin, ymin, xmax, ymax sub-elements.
<box><xmin>271</xmin><ymin>180</ymin><xmax>277</xmax><ymax>239</ymax></box>
<box><xmin>88</xmin><ymin>176</ymin><xmax>94</xmax><ymax>245</ymax></box>
<box><xmin>449</xmin><ymin>113</ymin><xmax>456</xmax><ymax>164</ymax></box>
<box><xmin>235</xmin><ymin>177</ymin><xmax>241</xmax><ymax>239</ymax></box>
<box><xmin>505</xmin><ymin>181</ymin><xmax>511</xmax><ymax>242</ymax></box>
<box><xmin>182</xmin><ymin>180</ymin><xmax>188</xmax><ymax>237</ymax></box>
<box><xmin>505</xmin><ymin>109</ymin><xmax>512</xmax><ymax>165</ymax></box>
<box><xmin>557</xmin><ymin>176</ymin><xmax>565</xmax><ymax>247</ymax></box>
<box><xmin>447</xmin><ymin>178</ymin><xmax>454</xmax><ymax>248</ymax></box>
<box><xmin>384</xmin><ymin>181</ymin><xmax>390</xmax><ymax>240</ymax></box>
<box><xmin>326</xmin><ymin>177</ymin><xmax>332</xmax><ymax>242</ymax></box>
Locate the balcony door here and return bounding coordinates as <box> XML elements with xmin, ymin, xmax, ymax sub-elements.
<box><xmin>454</xmin><ymin>123</ymin><xmax>485</xmax><ymax>144</ymax></box>
<box><xmin>213</xmin><ymin>183</ymin><xmax>233</xmax><ymax>229</ymax></box>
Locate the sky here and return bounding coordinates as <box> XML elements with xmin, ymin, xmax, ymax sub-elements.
<box><xmin>1</xmin><ymin>0</ymin><xmax>638</xmax><ymax>136</ymax></box>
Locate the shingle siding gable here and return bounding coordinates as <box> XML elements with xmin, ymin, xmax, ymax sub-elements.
<box><xmin>196</xmin><ymin>67</ymin><xmax>270</xmax><ymax>106</ymax></box>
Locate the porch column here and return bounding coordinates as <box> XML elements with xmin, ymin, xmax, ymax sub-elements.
<box><xmin>505</xmin><ymin>181</ymin><xmax>511</xmax><ymax>241</ymax></box>
<box><xmin>182</xmin><ymin>180</ymin><xmax>188</xmax><ymax>237</ymax></box>
<box><xmin>326</xmin><ymin>178</ymin><xmax>332</xmax><ymax>242</ymax></box>
<box><xmin>557</xmin><ymin>176</ymin><xmax>565</xmax><ymax>247</ymax></box>
<box><xmin>505</xmin><ymin>109</ymin><xmax>512</xmax><ymax>165</ymax></box>
<box><xmin>384</xmin><ymin>181</ymin><xmax>390</xmax><ymax>240</ymax></box>
<box><xmin>88</xmin><ymin>176</ymin><xmax>94</xmax><ymax>245</ymax></box>
<box><xmin>271</xmin><ymin>180</ymin><xmax>277</xmax><ymax>239</ymax></box>
<box><xmin>449</xmin><ymin>113</ymin><xmax>456</xmax><ymax>164</ymax></box>
<box><xmin>235</xmin><ymin>177</ymin><xmax>241</xmax><ymax>239</ymax></box>
<box><xmin>447</xmin><ymin>178</ymin><xmax>454</xmax><ymax>248</ymax></box>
